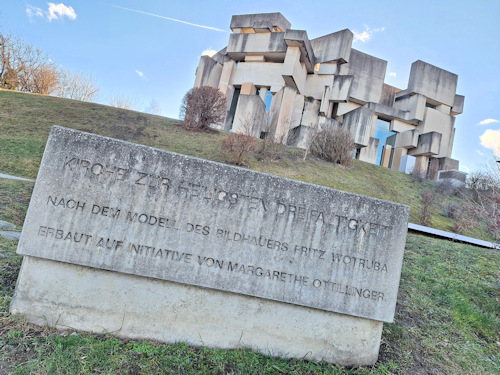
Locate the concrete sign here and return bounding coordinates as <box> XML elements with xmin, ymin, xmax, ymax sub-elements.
<box><xmin>17</xmin><ymin>126</ymin><xmax>409</xmax><ymax>323</ymax></box>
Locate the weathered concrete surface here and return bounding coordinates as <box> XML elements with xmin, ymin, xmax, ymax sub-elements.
<box><xmin>12</xmin><ymin>256</ymin><xmax>384</xmax><ymax>365</ymax></box>
<box><xmin>15</xmin><ymin>126</ymin><xmax>409</xmax><ymax>323</ymax></box>
<box><xmin>407</xmin><ymin>60</ymin><xmax>458</xmax><ymax>107</ymax></box>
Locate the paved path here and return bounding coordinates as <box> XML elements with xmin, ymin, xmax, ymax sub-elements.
<box><xmin>0</xmin><ymin>231</ymin><xmax>21</xmax><ymax>240</ymax></box>
<box><xmin>0</xmin><ymin>173</ymin><xmax>34</xmax><ymax>181</ymax></box>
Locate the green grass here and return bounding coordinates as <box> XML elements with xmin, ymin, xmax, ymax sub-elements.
<box><xmin>0</xmin><ymin>232</ymin><xmax>498</xmax><ymax>374</ymax></box>
<box><xmin>0</xmin><ymin>90</ymin><xmax>499</xmax><ymax>373</ymax></box>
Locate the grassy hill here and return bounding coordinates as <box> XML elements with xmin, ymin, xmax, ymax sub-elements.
<box><xmin>0</xmin><ymin>90</ymin><xmax>498</xmax><ymax>374</ymax></box>
<box><xmin>0</xmin><ymin>89</ymin><xmax>478</xmax><ymax>235</ymax></box>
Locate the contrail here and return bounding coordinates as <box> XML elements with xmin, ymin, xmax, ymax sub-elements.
<box><xmin>114</xmin><ymin>5</ymin><xmax>227</xmax><ymax>32</ymax></box>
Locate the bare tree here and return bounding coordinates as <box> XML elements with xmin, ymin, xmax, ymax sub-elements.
<box><xmin>0</xmin><ymin>32</ymin><xmax>59</xmax><ymax>94</ymax></box>
<box><xmin>460</xmin><ymin>161</ymin><xmax>500</xmax><ymax>241</ymax></box>
<box><xmin>307</xmin><ymin>124</ymin><xmax>355</xmax><ymax>167</ymax></box>
<box><xmin>145</xmin><ymin>99</ymin><xmax>161</xmax><ymax>115</ymax></box>
<box><xmin>109</xmin><ymin>96</ymin><xmax>137</xmax><ymax>110</ymax></box>
<box><xmin>180</xmin><ymin>86</ymin><xmax>227</xmax><ymax>131</ymax></box>
<box><xmin>57</xmin><ymin>69</ymin><xmax>99</xmax><ymax>102</ymax></box>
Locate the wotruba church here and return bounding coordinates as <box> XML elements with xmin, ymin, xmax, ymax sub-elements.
<box><xmin>193</xmin><ymin>13</ymin><xmax>464</xmax><ymax>178</ymax></box>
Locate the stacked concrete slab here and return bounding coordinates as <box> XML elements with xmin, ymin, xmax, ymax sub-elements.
<box><xmin>193</xmin><ymin>12</ymin><xmax>464</xmax><ymax>178</ymax></box>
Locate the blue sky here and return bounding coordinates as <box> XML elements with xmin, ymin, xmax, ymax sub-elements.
<box><xmin>1</xmin><ymin>0</ymin><xmax>499</xmax><ymax>172</ymax></box>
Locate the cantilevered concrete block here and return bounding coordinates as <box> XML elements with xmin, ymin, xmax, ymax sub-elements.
<box><xmin>408</xmin><ymin>132</ymin><xmax>442</xmax><ymax>156</ymax></box>
<box><xmin>393</xmin><ymin>93</ymin><xmax>426</xmax><ymax>122</ymax></box>
<box><xmin>210</xmin><ymin>47</ymin><xmax>231</xmax><ymax>65</ymax></box>
<box><xmin>194</xmin><ymin>56</ymin><xmax>223</xmax><ymax>88</ymax></box>
<box><xmin>343</xmin><ymin>106</ymin><xmax>376</xmax><ymax>147</ymax></box>
<box><xmin>227</xmin><ymin>33</ymin><xmax>288</xmax><ymax>62</ymax></box>
<box><xmin>310</xmin><ymin>29</ymin><xmax>353</xmax><ymax>64</ymax></box>
<box><xmin>230</xmin><ymin>13</ymin><xmax>291</xmax><ymax>33</ymax></box>
<box><xmin>339</xmin><ymin>49</ymin><xmax>387</xmax><ymax>104</ymax></box>
<box><xmin>284</xmin><ymin>29</ymin><xmax>315</xmax><ymax>73</ymax></box>
<box><xmin>330</xmin><ymin>75</ymin><xmax>353</xmax><ymax>102</ymax></box>
<box><xmin>407</xmin><ymin>60</ymin><xmax>458</xmax><ymax>107</ymax></box>
<box><xmin>419</xmin><ymin>107</ymin><xmax>455</xmax><ymax>158</ymax></box>
<box><xmin>451</xmin><ymin>94</ymin><xmax>464</xmax><ymax>116</ymax></box>
<box><xmin>395</xmin><ymin>130</ymin><xmax>419</xmax><ymax>149</ymax></box>
<box><xmin>282</xmin><ymin>46</ymin><xmax>307</xmax><ymax>94</ymax></box>
<box><xmin>232</xmin><ymin>94</ymin><xmax>266</xmax><ymax>137</ymax></box>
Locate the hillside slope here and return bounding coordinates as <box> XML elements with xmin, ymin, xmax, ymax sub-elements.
<box><xmin>0</xmin><ymin>89</ymin><xmax>471</xmax><ymax>233</ymax></box>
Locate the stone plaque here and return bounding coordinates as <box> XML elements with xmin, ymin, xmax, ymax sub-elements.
<box><xmin>18</xmin><ymin>126</ymin><xmax>409</xmax><ymax>322</ymax></box>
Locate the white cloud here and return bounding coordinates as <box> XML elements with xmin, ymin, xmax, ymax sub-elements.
<box><xmin>114</xmin><ymin>5</ymin><xmax>227</xmax><ymax>32</ymax></box>
<box><xmin>201</xmin><ymin>49</ymin><xmax>217</xmax><ymax>57</ymax></box>
<box><xmin>476</xmin><ymin>149</ymin><xmax>485</xmax><ymax>156</ymax></box>
<box><xmin>461</xmin><ymin>165</ymin><xmax>470</xmax><ymax>173</ymax></box>
<box><xmin>353</xmin><ymin>26</ymin><xmax>385</xmax><ymax>43</ymax></box>
<box><xmin>480</xmin><ymin>129</ymin><xmax>500</xmax><ymax>157</ymax></box>
<box><xmin>26</xmin><ymin>5</ymin><xmax>44</xmax><ymax>19</ymax></box>
<box><xmin>135</xmin><ymin>70</ymin><xmax>144</xmax><ymax>77</ymax></box>
<box><xmin>478</xmin><ymin>118</ymin><xmax>500</xmax><ymax>125</ymax></box>
<box><xmin>389</xmin><ymin>72</ymin><xmax>397</xmax><ymax>77</ymax></box>
<box><xmin>26</xmin><ymin>3</ymin><xmax>77</xmax><ymax>21</ymax></box>
<box><xmin>48</xmin><ymin>3</ymin><xmax>77</xmax><ymax>21</ymax></box>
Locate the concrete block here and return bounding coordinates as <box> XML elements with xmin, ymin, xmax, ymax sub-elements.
<box><xmin>390</xmin><ymin>148</ymin><xmax>407</xmax><ymax>171</ymax></box>
<box><xmin>241</xmin><ymin>82</ymin><xmax>257</xmax><ymax>95</ymax></box>
<box><xmin>284</xmin><ymin>29</ymin><xmax>315</xmax><ymax>73</ymax></box>
<box><xmin>359</xmin><ymin>137</ymin><xmax>379</xmax><ymax>164</ymax></box>
<box><xmin>316</xmin><ymin>63</ymin><xmax>337</xmax><ymax>75</ymax></box>
<box><xmin>12</xmin><ymin>256</ymin><xmax>383</xmax><ymax>366</ymax></box>
<box><xmin>395</xmin><ymin>130</ymin><xmax>419</xmax><ymax>149</ymax></box>
<box><xmin>338</xmin><ymin>49</ymin><xmax>387</xmax><ymax>104</ymax></box>
<box><xmin>393</xmin><ymin>93</ymin><xmax>426</xmax><ymax>122</ymax></box>
<box><xmin>343</xmin><ymin>107</ymin><xmax>376</xmax><ymax>147</ymax></box>
<box><xmin>245</xmin><ymin>55</ymin><xmax>266</xmax><ymax>62</ymax></box>
<box><xmin>231</xmin><ymin>62</ymin><xmax>285</xmax><ymax>88</ymax></box>
<box><xmin>391</xmin><ymin>119</ymin><xmax>415</xmax><ymax>133</ymax></box>
<box><xmin>419</xmin><ymin>108</ymin><xmax>455</xmax><ymax>158</ymax></box>
<box><xmin>407</xmin><ymin>60</ymin><xmax>458</xmax><ymax>107</ymax></box>
<box><xmin>282</xmin><ymin>46</ymin><xmax>306</xmax><ymax>94</ymax></box>
<box><xmin>300</xmin><ymin>97</ymin><xmax>321</xmax><ymax>127</ymax></box>
<box><xmin>310</xmin><ymin>29</ymin><xmax>353</xmax><ymax>64</ymax></box>
<box><xmin>232</xmin><ymin>94</ymin><xmax>266</xmax><ymax>137</ymax></box>
<box><xmin>451</xmin><ymin>94</ymin><xmax>464</xmax><ymax>116</ymax></box>
<box><xmin>436</xmin><ymin>157</ymin><xmax>459</xmax><ymax>171</ymax></box>
<box><xmin>14</xmin><ymin>126</ymin><xmax>409</xmax><ymax>322</ymax></box>
<box><xmin>230</xmin><ymin>13</ymin><xmax>291</xmax><ymax>33</ymax></box>
<box><xmin>378</xmin><ymin>84</ymin><xmax>400</xmax><ymax>107</ymax></box>
<box><xmin>227</xmin><ymin>33</ymin><xmax>287</xmax><ymax>62</ymax></box>
<box><xmin>336</xmin><ymin>102</ymin><xmax>361</xmax><ymax>117</ymax></box>
<box><xmin>194</xmin><ymin>56</ymin><xmax>223</xmax><ymax>88</ymax></box>
<box><xmin>330</xmin><ymin>75</ymin><xmax>353</xmax><ymax>102</ymax></box>
<box><xmin>218</xmin><ymin>61</ymin><xmax>236</xmax><ymax>97</ymax></box>
<box><xmin>408</xmin><ymin>132</ymin><xmax>442</xmax><ymax>156</ymax></box>
<box><xmin>381</xmin><ymin>145</ymin><xmax>392</xmax><ymax>168</ymax></box>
